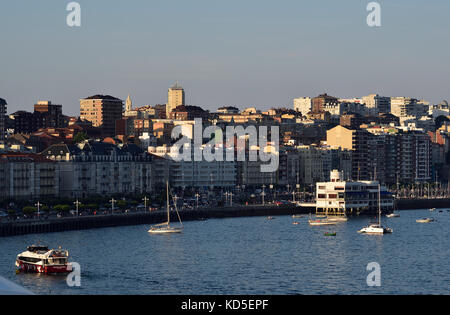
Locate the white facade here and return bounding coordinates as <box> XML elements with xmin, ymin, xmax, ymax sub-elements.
<box><xmin>316</xmin><ymin>170</ymin><xmax>394</xmax><ymax>215</ymax></box>
<box><xmin>361</xmin><ymin>94</ymin><xmax>391</xmax><ymax>114</ymax></box>
<box><xmin>293</xmin><ymin>97</ymin><xmax>312</xmax><ymax>116</ymax></box>
<box><xmin>391</xmin><ymin>97</ymin><xmax>428</xmax><ymax>118</ymax></box>
<box><xmin>153</xmin><ymin>145</ymin><xmax>236</xmax><ymax>188</ymax></box>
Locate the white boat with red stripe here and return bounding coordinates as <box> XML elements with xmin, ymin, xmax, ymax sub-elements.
<box><xmin>15</xmin><ymin>245</ymin><xmax>70</xmax><ymax>274</ymax></box>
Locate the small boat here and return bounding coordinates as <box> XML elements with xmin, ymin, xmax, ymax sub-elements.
<box><xmin>430</xmin><ymin>208</ymin><xmax>436</xmax><ymax>212</ymax></box>
<box><xmin>358</xmin><ymin>184</ymin><xmax>393</xmax><ymax>235</ymax></box>
<box><xmin>267</xmin><ymin>216</ymin><xmax>275</xmax><ymax>220</ymax></box>
<box><xmin>386</xmin><ymin>213</ymin><xmax>400</xmax><ymax>218</ymax></box>
<box><xmin>292</xmin><ymin>214</ymin><xmax>304</xmax><ymax>219</ymax></box>
<box><xmin>327</xmin><ymin>216</ymin><xmax>348</xmax><ymax>222</ymax></box>
<box><xmin>308</xmin><ymin>218</ymin><xmax>337</xmax><ymax>226</ymax></box>
<box><xmin>293</xmin><ymin>221</ymin><xmax>300</xmax><ymax>225</ymax></box>
<box><xmin>16</xmin><ymin>245</ymin><xmax>70</xmax><ymax>274</ymax></box>
<box><xmin>148</xmin><ymin>181</ymin><xmax>183</xmax><ymax>234</ymax></box>
<box><xmin>416</xmin><ymin>218</ymin><xmax>435</xmax><ymax>223</ymax></box>
<box><xmin>358</xmin><ymin>224</ymin><xmax>393</xmax><ymax>234</ymax></box>
<box><xmin>324</xmin><ymin>232</ymin><xmax>337</xmax><ymax>237</ymax></box>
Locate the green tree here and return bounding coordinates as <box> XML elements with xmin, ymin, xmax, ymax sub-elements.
<box><xmin>73</xmin><ymin>131</ymin><xmax>88</xmax><ymax>143</ymax></box>
<box><xmin>23</xmin><ymin>206</ymin><xmax>37</xmax><ymax>216</ymax></box>
<box><xmin>117</xmin><ymin>200</ymin><xmax>128</xmax><ymax>210</ymax></box>
<box><xmin>54</xmin><ymin>204</ymin><xmax>70</xmax><ymax>213</ymax></box>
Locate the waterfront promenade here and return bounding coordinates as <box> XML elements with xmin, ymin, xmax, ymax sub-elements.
<box><xmin>0</xmin><ymin>198</ymin><xmax>449</xmax><ymax>237</ymax></box>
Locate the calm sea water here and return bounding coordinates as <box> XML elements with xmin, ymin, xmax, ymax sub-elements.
<box><xmin>1</xmin><ymin>209</ymin><xmax>449</xmax><ymax>295</ymax></box>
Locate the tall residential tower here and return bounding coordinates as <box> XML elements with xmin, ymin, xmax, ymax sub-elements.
<box><xmin>166</xmin><ymin>82</ymin><xmax>185</xmax><ymax>118</ymax></box>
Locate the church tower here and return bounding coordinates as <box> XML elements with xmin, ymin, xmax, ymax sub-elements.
<box><xmin>125</xmin><ymin>94</ymin><xmax>133</xmax><ymax>113</ymax></box>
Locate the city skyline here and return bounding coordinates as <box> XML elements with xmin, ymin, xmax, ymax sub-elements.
<box><xmin>1</xmin><ymin>0</ymin><xmax>450</xmax><ymax>115</ymax></box>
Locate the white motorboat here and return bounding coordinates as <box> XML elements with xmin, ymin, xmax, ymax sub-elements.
<box><xmin>416</xmin><ymin>218</ymin><xmax>435</xmax><ymax>223</ymax></box>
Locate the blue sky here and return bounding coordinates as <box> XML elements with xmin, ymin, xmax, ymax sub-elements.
<box><xmin>1</xmin><ymin>0</ymin><xmax>449</xmax><ymax>115</ymax></box>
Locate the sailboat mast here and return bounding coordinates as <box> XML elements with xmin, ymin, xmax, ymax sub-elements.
<box><xmin>166</xmin><ymin>181</ymin><xmax>170</xmax><ymax>225</ymax></box>
<box><xmin>378</xmin><ymin>184</ymin><xmax>381</xmax><ymax>225</ymax></box>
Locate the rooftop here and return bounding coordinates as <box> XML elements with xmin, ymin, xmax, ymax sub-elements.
<box><xmin>82</xmin><ymin>95</ymin><xmax>122</xmax><ymax>101</ymax></box>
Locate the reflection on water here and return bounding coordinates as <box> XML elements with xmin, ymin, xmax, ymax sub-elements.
<box><xmin>0</xmin><ymin>209</ymin><xmax>449</xmax><ymax>295</ymax></box>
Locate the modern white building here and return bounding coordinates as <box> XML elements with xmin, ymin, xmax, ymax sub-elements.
<box><xmin>316</xmin><ymin>170</ymin><xmax>394</xmax><ymax>215</ymax></box>
<box><xmin>361</xmin><ymin>94</ymin><xmax>391</xmax><ymax>114</ymax></box>
<box><xmin>391</xmin><ymin>97</ymin><xmax>428</xmax><ymax>118</ymax></box>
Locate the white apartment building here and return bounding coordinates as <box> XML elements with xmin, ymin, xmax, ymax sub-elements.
<box><xmin>152</xmin><ymin>144</ymin><xmax>236</xmax><ymax>189</ymax></box>
<box><xmin>391</xmin><ymin>97</ymin><xmax>428</xmax><ymax>118</ymax></box>
<box><xmin>361</xmin><ymin>94</ymin><xmax>391</xmax><ymax>114</ymax></box>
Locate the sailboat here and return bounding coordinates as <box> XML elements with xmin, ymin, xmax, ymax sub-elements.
<box><xmin>386</xmin><ymin>199</ymin><xmax>400</xmax><ymax>218</ymax></box>
<box><xmin>148</xmin><ymin>181</ymin><xmax>183</xmax><ymax>234</ymax></box>
<box><xmin>358</xmin><ymin>184</ymin><xmax>393</xmax><ymax>234</ymax></box>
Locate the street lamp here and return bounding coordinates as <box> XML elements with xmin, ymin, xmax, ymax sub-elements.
<box><xmin>142</xmin><ymin>196</ymin><xmax>149</xmax><ymax>212</ymax></box>
<box><xmin>74</xmin><ymin>199</ymin><xmax>81</xmax><ymax>217</ymax></box>
<box><xmin>35</xmin><ymin>202</ymin><xmax>42</xmax><ymax>219</ymax></box>
<box><xmin>262</xmin><ymin>185</ymin><xmax>266</xmax><ymax>205</ymax></box>
<box><xmin>195</xmin><ymin>193</ymin><xmax>200</xmax><ymax>209</ymax></box>
<box><xmin>109</xmin><ymin>198</ymin><xmax>116</xmax><ymax>214</ymax></box>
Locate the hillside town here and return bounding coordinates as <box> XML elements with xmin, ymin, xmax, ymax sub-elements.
<box><xmin>0</xmin><ymin>84</ymin><xmax>449</xmax><ymax>217</ymax></box>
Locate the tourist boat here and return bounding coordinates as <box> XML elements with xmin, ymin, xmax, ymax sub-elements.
<box><xmin>416</xmin><ymin>218</ymin><xmax>435</xmax><ymax>223</ymax></box>
<box><xmin>15</xmin><ymin>245</ymin><xmax>70</xmax><ymax>274</ymax></box>
<box><xmin>358</xmin><ymin>185</ymin><xmax>393</xmax><ymax>235</ymax></box>
<box><xmin>148</xmin><ymin>182</ymin><xmax>183</xmax><ymax>234</ymax></box>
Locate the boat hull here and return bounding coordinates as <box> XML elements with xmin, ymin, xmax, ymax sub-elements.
<box><xmin>358</xmin><ymin>227</ymin><xmax>393</xmax><ymax>234</ymax></box>
<box><xmin>309</xmin><ymin>221</ymin><xmax>337</xmax><ymax>226</ymax></box>
<box><xmin>15</xmin><ymin>260</ymin><xmax>69</xmax><ymax>274</ymax></box>
<box><xmin>148</xmin><ymin>228</ymin><xmax>183</xmax><ymax>234</ymax></box>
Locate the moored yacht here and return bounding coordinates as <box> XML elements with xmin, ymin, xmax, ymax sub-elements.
<box><xmin>15</xmin><ymin>245</ymin><xmax>70</xmax><ymax>274</ymax></box>
<box><xmin>358</xmin><ymin>184</ymin><xmax>393</xmax><ymax>235</ymax></box>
